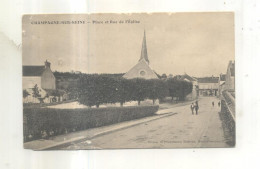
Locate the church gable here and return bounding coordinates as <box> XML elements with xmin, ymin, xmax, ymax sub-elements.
<box><xmin>123</xmin><ymin>59</ymin><xmax>158</xmax><ymax>79</ymax></box>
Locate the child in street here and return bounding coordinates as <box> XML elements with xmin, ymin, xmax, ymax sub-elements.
<box><xmin>190</xmin><ymin>103</ymin><xmax>194</xmax><ymax>115</ymax></box>
<box><xmin>195</xmin><ymin>100</ymin><xmax>199</xmax><ymax>115</ymax></box>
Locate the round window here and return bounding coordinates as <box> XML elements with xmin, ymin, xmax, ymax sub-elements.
<box><xmin>140</xmin><ymin>70</ymin><xmax>146</xmax><ymax>76</ymax></box>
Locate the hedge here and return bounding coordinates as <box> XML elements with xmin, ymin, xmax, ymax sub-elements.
<box><xmin>23</xmin><ymin>105</ymin><xmax>159</xmax><ymax>142</ymax></box>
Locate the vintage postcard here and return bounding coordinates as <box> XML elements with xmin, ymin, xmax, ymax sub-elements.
<box><xmin>22</xmin><ymin>13</ymin><xmax>235</xmax><ymax>150</ymax></box>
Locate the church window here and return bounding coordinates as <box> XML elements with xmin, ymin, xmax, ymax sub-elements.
<box><xmin>140</xmin><ymin>70</ymin><xmax>146</xmax><ymax>76</ymax></box>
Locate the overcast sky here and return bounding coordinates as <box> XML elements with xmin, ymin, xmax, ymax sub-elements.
<box><xmin>22</xmin><ymin>12</ymin><xmax>234</xmax><ymax>77</ymax></box>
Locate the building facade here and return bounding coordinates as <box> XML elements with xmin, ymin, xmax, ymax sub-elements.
<box><xmin>197</xmin><ymin>77</ymin><xmax>219</xmax><ymax>96</ymax></box>
<box><xmin>219</xmin><ymin>73</ymin><xmax>226</xmax><ymax>96</ymax></box>
<box><xmin>225</xmin><ymin>60</ymin><xmax>235</xmax><ymax>91</ymax></box>
<box><xmin>179</xmin><ymin>73</ymin><xmax>199</xmax><ymax>100</ymax></box>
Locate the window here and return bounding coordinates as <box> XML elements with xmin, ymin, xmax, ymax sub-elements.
<box><xmin>140</xmin><ymin>70</ymin><xmax>146</xmax><ymax>76</ymax></box>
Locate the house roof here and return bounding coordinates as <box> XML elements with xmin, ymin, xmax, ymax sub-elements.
<box><xmin>197</xmin><ymin>77</ymin><xmax>219</xmax><ymax>83</ymax></box>
<box><xmin>23</xmin><ymin>66</ymin><xmax>45</xmax><ymax>76</ymax></box>
<box><xmin>180</xmin><ymin>73</ymin><xmax>197</xmax><ymax>82</ymax></box>
<box><xmin>220</xmin><ymin>74</ymin><xmax>226</xmax><ymax>81</ymax></box>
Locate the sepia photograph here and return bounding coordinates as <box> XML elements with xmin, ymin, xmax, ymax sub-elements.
<box><xmin>22</xmin><ymin>13</ymin><xmax>235</xmax><ymax>150</ymax></box>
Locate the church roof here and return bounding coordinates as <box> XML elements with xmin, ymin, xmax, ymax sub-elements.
<box><xmin>139</xmin><ymin>30</ymin><xmax>149</xmax><ymax>64</ymax></box>
<box><xmin>23</xmin><ymin>66</ymin><xmax>45</xmax><ymax>76</ymax></box>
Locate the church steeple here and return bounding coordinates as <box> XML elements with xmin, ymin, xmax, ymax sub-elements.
<box><xmin>139</xmin><ymin>30</ymin><xmax>149</xmax><ymax>64</ymax></box>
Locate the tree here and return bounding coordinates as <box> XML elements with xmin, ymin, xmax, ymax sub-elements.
<box><xmin>78</xmin><ymin>75</ymin><xmax>102</xmax><ymax>108</ymax></box>
<box><xmin>130</xmin><ymin>78</ymin><xmax>149</xmax><ymax>105</ymax></box>
<box><xmin>77</xmin><ymin>75</ymin><xmax>119</xmax><ymax>108</ymax></box>
<box><xmin>167</xmin><ymin>79</ymin><xmax>192</xmax><ymax>101</ymax></box>
<box><xmin>32</xmin><ymin>84</ymin><xmax>41</xmax><ymax>98</ymax></box>
<box><xmin>147</xmin><ymin>79</ymin><xmax>168</xmax><ymax>104</ymax></box>
<box><xmin>161</xmin><ymin>73</ymin><xmax>167</xmax><ymax>80</ymax></box>
<box><xmin>115</xmin><ymin>78</ymin><xmax>132</xmax><ymax>107</ymax></box>
<box><xmin>32</xmin><ymin>84</ymin><xmax>44</xmax><ymax>103</ymax></box>
<box><xmin>179</xmin><ymin>80</ymin><xmax>193</xmax><ymax>101</ymax></box>
<box><xmin>168</xmin><ymin>74</ymin><xmax>173</xmax><ymax>79</ymax></box>
<box><xmin>156</xmin><ymin>80</ymin><xmax>169</xmax><ymax>102</ymax></box>
<box><xmin>23</xmin><ymin>89</ymin><xmax>30</xmax><ymax>98</ymax></box>
<box><xmin>167</xmin><ymin>78</ymin><xmax>178</xmax><ymax>100</ymax></box>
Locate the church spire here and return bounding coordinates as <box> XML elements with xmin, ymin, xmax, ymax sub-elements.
<box><xmin>139</xmin><ymin>30</ymin><xmax>149</xmax><ymax>64</ymax></box>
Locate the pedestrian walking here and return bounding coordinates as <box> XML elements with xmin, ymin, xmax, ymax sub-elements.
<box><xmin>190</xmin><ymin>103</ymin><xmax>194</xmax><ymax>115</ymax></box>
<box><xmin>195</xmin><ymin>101</ymin><xmax>199</xmax><ymax>115</ymax></box>
<box><xmin>212</xmin><ymin>101</ymin><xmax>214</xmax><ymax>107</ymax></box>
<box><xmin>218</xmin><ymin>101</ymin><xmax>221</xmax><ymax>107</ymax></box>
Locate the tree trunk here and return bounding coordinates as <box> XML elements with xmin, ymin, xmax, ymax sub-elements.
<box><xmin>153</xmin><ymin>99</ymin><xmax>155</xmax><ymax>105</ymax></box>
<box><xmin>96</xmin><ymin>104</ymin><xmax>99</xmax><ymax>108</ymax></box>
<box><xmin>120</xmin><ymin>102</ymin><xmax>123</xmax><ymax>107</ymax></box>
<box><xmin>138</xmin><ymin>100</ymin><xmax>141</xmax><ymax>106</ymax></box>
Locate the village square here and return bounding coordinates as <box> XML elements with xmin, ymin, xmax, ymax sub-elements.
<box><xmin>22</xmin><ymin>30</ymin><xmax>235</xmax><ymax>150</ymax></box>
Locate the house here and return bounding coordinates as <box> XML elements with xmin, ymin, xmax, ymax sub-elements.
<box><xmin>23</xmin><ymin>60</ymin><xmax>56</xmax><ymax>90</ymax></box>
<box><xmin>123</xmin><ymin>31</ymin><xmax>158</xmax><ymax>79</ymax></box>
<box><xmin>23</xmin><ymin>60</ymin><xmax>57</xmax><ymax>103</ymax></box>
<box><xmin>179</xmin><ymin>73</ymin><xmax>199</xmax><ymax>100</ymax></box>
<box><xmin>197</xmin><ymin>76</ymin><xmax>219</xmax><ymax>96</ymax></box>
<box><xmin>219</xmin><ymin>73</ymin><xmax>226</xmax><ymax>96</ymax></box>
<box><xmin>225</xmin><ymin>60</ymin><xmax>235</xmax><ymax>91</ymax></box>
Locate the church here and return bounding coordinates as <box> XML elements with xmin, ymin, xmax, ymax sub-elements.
<box><xmin>123</xmin><ymin>31</ymin><xmax>159</xmax><ymax>79</ymax></box>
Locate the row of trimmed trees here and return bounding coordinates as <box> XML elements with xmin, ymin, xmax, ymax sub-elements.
<box><xmin>69</xmin><ymin>75</ymin><xmax>193</xmax><ymax>108</ymax></box>
<box><xmin>167</xmin><ymin>78</ymin><xmax>193</xmax><ymax>101</ymax></box>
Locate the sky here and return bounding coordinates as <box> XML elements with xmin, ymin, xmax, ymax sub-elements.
<box><xmin>22</xmin><ymin>12</ymin><xmax>234</xmax><ymax>77</ymax></box>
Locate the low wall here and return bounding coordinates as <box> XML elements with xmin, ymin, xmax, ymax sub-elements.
<box><xmin>23</xmin><ymin>105</ymin><xmax>159</xmax><ymax>142</ymax></box>
<box><xmin>219</xmin><ymin>99</ymin><xmax>235</xmax><ymax>146</ymax></box>
<box><xmin>222</xmin><ymin>90</ymin><xmax>235</xmax><ymax>117</ymax></box>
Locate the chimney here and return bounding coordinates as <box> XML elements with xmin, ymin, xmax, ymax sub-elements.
<box><xmin>45</xmin><ymin>60</ymin><xmax>51</xmax><ymax>68</ymax></box>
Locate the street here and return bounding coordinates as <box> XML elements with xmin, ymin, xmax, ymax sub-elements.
<box><xmin>62</xmin><ymin>97</ymin><xmax>227</xmax><ymax>149</ymax></box>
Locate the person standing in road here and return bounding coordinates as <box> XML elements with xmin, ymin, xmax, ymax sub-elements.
<box><xmin>190</xmin><ymin>103</ymin><xmax>194</xmax><ymax>115</ymax></box>
<box><xmin>195</xmin><ymin>100</ymin><xmax>199</xmax><ymax>115</ymax></box>
<box><xmin>212</xmin><ymin>101</ymin><xmax>214</xmax><ymax>107</ymax></box>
